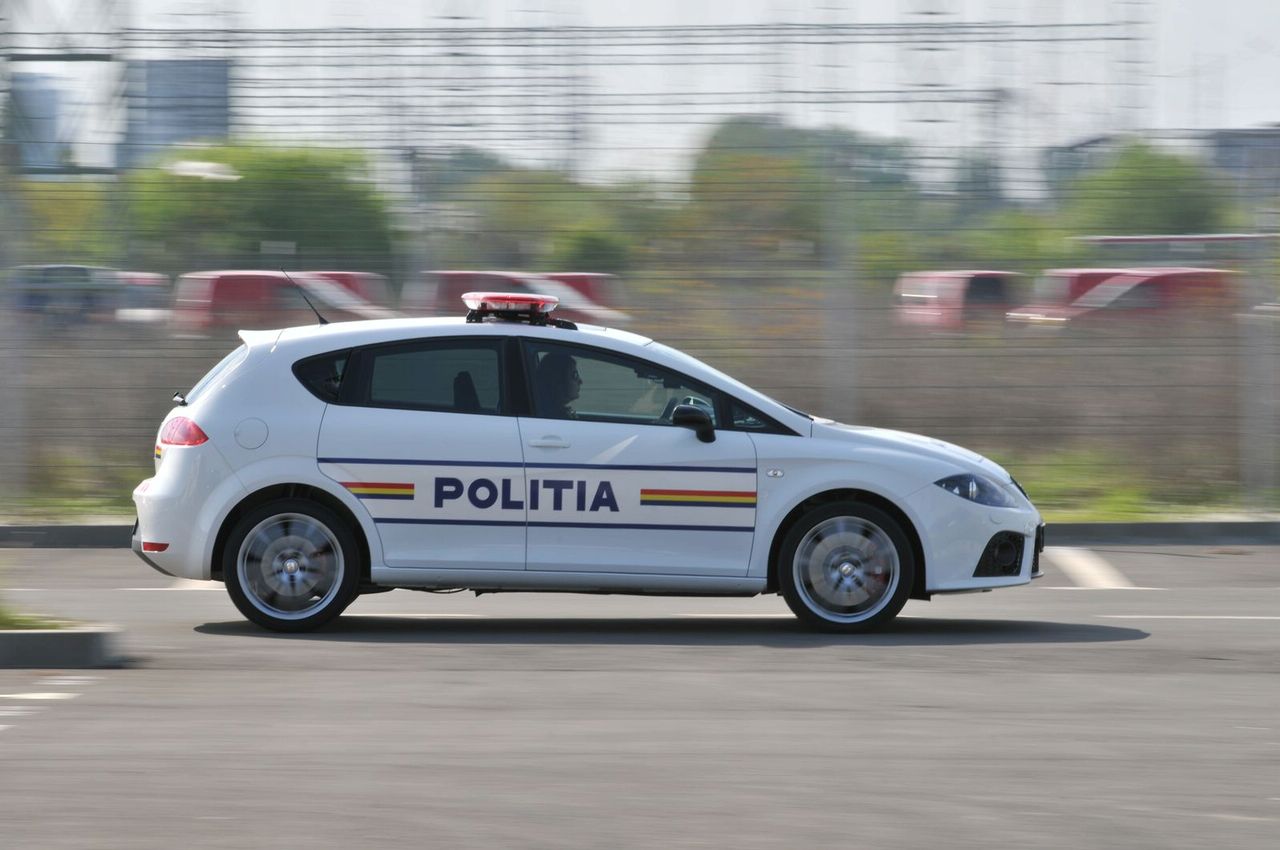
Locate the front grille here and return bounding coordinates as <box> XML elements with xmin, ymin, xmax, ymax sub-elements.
<box><xmin>973</xmin><ymin>531</ymin><xmax>1026</xmax><ymax>578</ymax></box>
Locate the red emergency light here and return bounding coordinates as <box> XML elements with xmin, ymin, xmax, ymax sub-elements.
<box><xmin>461</xmin><ymin>292</ymin><xmax>559</xmax><ymax>314</ymax></box>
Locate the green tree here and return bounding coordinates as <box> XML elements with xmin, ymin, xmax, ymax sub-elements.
<box><xmin>125</xmin><ymin>145</ymin><xmax>394</xmax><ymax>276</ymax></box>
<box><xmin>549</xmin><ymin>229</ymin><xmax>629</xmax><ymax>273</ymax></box>
<box><xmin>19</xmin><ymin>180</ymin><xmax>114</xmax><ymax>263</ymax></box>
<box><xmin>453</xmin><ymin>167</ymin><xmax>617</xmax><ymax>268</ymax></box>
<box><xmin>425</xmin><ymin>146</ymin><xmax>510</xmax><ymax>194</ymax></box>
<box><xmin>686</xmin><ymin>116</ymin><xmax>919</xmax><ymax>264</ymax></box>
<box><xmin>1063</xmin><ymin>142</ymin><xmax>1229</xmax><ymax>236</ymax></box>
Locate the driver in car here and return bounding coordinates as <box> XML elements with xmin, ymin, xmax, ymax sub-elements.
<box><xmin>536</xmin><ymin>350</ymin><xmax>581</xmax><ymax>419</ymax></box>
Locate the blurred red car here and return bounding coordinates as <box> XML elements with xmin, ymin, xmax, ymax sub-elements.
<box><xmin>171</xmin><ymin>270</ymin><xmax>397</xmax><ymax>336</ymax></box>
<box><xmin>115</xmin><ymin>272</ymin><xmax>171</xmax><ymax>323</ymax></box>
<box><xmin>401</xmin><ymin>270</ymin><xmax>629</xmax><ymax>326</ymax></box>
<box><xmin>894</xmin><ymin>270</ymin><xmax>1023</xmax><ymax>331</ymax></box>
<box><xmin>1006</xmin><ymin>268</ymin><xmax>1235</xmax><ymax>326</ymax></box>
<box><xmin>307</xmin><ymin>271</ymin><xmax>392</xmax><ymax>308</ymax></box>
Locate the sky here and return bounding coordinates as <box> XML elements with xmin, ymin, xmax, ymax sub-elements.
<box><xmin>236</xmin><ymin>0</ymin><xmax>1280</xmax><ymax>131</ymax></box>
<box><xmin>19</xmin><ymin>0</ymin><xmax>1280</xmax><ymax>177</ymax></box>
<box><xmin>113</xmin><ymin>0</ymin><xmax>1280</xmax><ymax>131</ymax></box>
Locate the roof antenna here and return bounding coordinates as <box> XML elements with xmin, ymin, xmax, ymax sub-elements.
<box><xmin>281</xmin><ymin>270</ymin><xmax>329</xmax><ymax>325</ymax></box>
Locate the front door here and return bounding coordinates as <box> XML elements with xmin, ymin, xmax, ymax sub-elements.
<box><xmin>520</xmin><ymin>339</ymin><xmax>758</xmax><ymax>576</ymax></box>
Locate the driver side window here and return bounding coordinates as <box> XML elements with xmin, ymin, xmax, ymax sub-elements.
<box><xmin>525</xmin><ymin>341</ymin><xmax>719</xmax><ymax>426</ymax></box>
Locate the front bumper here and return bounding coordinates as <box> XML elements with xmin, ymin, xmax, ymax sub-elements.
<box><xmin>904</xmin><ymin>483</ymin><xmax>1044</xmax><ymax>592</ymax></box>
<box><xmin>1031</xmin><ymin>523</ymin><xmax>1046</xmax><ymax>579</ymax></box>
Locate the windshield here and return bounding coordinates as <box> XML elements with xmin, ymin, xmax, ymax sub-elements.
<box><xmin>1075</xmin><ymin>277</ymin><xmax>1142</xmax><ymax>309</ymax></box>
<box><xmin>186</xmin><ymin>345</ymin><xmax>248</xmax><ymax>404</ymax></box>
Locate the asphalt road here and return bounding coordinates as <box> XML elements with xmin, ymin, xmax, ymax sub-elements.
<box><xmin>1</xmin><ymin>545</ymin><xmax>1278</xmax><ymax>849</ymax></box>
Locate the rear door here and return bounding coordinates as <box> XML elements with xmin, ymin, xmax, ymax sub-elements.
<box><xmin>317</xmin><ymin>335</ymin><xmax>527</xmax><ymax>570</ymax></box>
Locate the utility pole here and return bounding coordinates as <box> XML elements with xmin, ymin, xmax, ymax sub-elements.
<box><xmin>819</xmin><ymin>2</ymin><xmax>856</xmax><ymax>423</ymax></box>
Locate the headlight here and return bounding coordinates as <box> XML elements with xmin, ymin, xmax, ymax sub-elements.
<box><xmin>935</xmin><ymin>473</ymin><xmax>1018</xmax><ymax>508</ymax></box>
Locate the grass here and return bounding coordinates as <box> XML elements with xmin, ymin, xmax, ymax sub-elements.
<box><xmin>991</xmin><ymin>448</ymin><xmax>1258</xmax><ymax>523</ymax></box>
<box><xmin>0</xmin><ymin>607</ymin><xmax>63</xmax><ymax>630</ymax></box>
<box><xmin>0</xmin><ymin>449</ymin><xmax>1272</xmax><ymax>525</ymax></box>
<box><xmin>0</xmin><ymin>555</ymin><xmax>64</xmax><ymax>630</ymax></box>
<box><xmin>0</xmin><ymin>451</ymin><xmax>148</xmax><ymax>521</ymax></box>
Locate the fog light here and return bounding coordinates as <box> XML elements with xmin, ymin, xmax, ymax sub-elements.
<box><xmin>973</xmin><ymin>531</ymin><xmax>1025</xmax><ymax>578</ymax></box>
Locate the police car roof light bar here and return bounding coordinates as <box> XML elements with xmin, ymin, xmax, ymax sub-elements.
<box><xmin>462</xmin><ymin>291</ymin><xmax>577</xmax><ymax>329</ymax></box>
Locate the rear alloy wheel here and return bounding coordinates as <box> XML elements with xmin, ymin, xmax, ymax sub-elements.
<box><xmin>779</xmin><ymin>502</ymin><xmax>915</xmax><ymax>632</ymax></box>
<box><xmin>223</xmin><ymin>499</ymin><xmax>361</xmax><ymax>632</ymax></box>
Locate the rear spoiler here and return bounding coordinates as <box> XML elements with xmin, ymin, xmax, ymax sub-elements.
<box><xmin>237</xmin><ymin>328</ymin><xmax>285</xmax><ymax>351</ymax></box>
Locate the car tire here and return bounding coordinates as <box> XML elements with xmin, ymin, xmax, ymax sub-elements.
<box><xmin>778</xmin><ymin>501</ymin><xmax>915</xmax><ymax>633</ymax></box>
<box><xmin>223</xmin><ymin>499</ymin><xmax>361</xmax><ymax>632</ymax></box>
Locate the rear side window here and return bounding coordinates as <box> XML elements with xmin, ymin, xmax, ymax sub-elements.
<box><xmin>358</xmin><ymin>339</ymin><xmax>503</xmax><ymax>414</ymax></box>
<box><xmin>293</xmin><ymin>349</ymin><xmax>351</xmax><ymax>402</ymax></box>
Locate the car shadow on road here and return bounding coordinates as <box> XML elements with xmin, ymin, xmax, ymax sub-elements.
<box><xmin>195</xmin><ymin>616</ymin><xmax>1148</xmax><ymax>647</ymax></box>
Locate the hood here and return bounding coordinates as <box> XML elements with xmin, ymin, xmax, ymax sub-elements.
<box><xmin>815</xmin><ymin>421</ymin><xmax>1012</xmax><ymax>481</ymax></box>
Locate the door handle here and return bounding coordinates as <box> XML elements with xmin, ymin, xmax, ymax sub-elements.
<box><xmin>528</xmin><ymin>437</ymin><xmax>570</xmax><ymax>449</ymax></box>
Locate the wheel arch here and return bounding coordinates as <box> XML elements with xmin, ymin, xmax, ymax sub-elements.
<box><xmin>765</xmin><ymin>488</ymin><xmax>927</xmax><ymax>600</ymax></box>
<box><xmin>211</xmin><ymin>483</ymin><xmax>372</xmax><ymax>583</ymax></box>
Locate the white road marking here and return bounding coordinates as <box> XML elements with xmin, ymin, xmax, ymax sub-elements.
<box><xmin>37</xmin><ymin>676</ymin><xmax>98</xmax><ymax>687</ymax></box>
<box><xmin>0</xmin><ymin>692</ymin><xmax>81</xmax><ymax>700</ymax></box>
<box><xmin>1098</xmin><ymin>615</ymin><xmax>1280</xmax><ymax>621</ymax></box>
<box><xmin>678</xmin><ymin>612</ymin><xmax>795</xmax><ymax>618</ymax></box>
<box><xmin>0</xmin><ymin>707</ymin><xmax>39</xmax><ymax>718</ymax></box>
<box><xmin>1043</xmin><ymin>547</ymin><xmax>1134</xmax><ymax>589</ymax></box>
<box><xmin>357</xmin><ymin>612</ymin><xmax>485</xmax><ymax>619</ymax></box>
<box><xmin>124</xmin><ymin>579</ymin><xmax>221</xmax><ymax>591</ymax></box>
<box><xmin>1039</xmin><ymin>586</ymin><xmax>1164</xmax><ymax>591</ymax></box>
<box><xmin>0</xmin><ymin>725</ymin><xmax>10</xmax><ymax>732</ymax></box>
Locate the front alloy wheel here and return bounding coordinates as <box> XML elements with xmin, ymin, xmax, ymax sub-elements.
<box><xmin>223</xmin><ymin>499</ymin><xmax>361</xmax><ymax>632</ymax></box>
<box><xmin>779</xmin><ymin>502</ymin><xmax>915</xmax><ymax>632</ymax></box>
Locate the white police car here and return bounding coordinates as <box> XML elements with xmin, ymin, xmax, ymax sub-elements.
<box><xmin>133</xmin><ymin>292</ymin><xmax>1044</xmax><ymax>632</ymax></box>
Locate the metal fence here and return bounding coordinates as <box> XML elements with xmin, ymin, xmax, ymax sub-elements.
<box><xmin>0</xmin><ymin>13</ymin><xmax>1276</xmax><ymax>520</ymax></box>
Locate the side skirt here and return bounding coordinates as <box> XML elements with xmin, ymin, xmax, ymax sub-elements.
<box><xmin>370</xmin><ymin>567</ymin><xmax>767</xmax><ymax>597</ymax></box>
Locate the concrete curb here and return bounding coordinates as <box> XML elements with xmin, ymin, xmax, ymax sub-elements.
<box><xmin>2</xmin><ymin>522</ymin><xmax>1279</xmax><ymax>549</ymax></box>
<box><xmin>1</xmin><ymin>525</ymin><xmax>133</xmax><ymax>549</ymax></box>
<box><xmin>1049</xmin><ymin>522</ymin><xmax>1280</xmax><ymax>546</ymax></box>
<box><xmin>0</xmin><ymin>624</ymin><xmax>122</xmax><ymax>669</ymax></box>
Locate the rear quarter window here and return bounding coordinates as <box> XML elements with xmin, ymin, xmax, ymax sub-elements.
<box><xmin>293</xmin><ymin>349</ymin><xmax>352</xmax><ymax>402</ymax></box>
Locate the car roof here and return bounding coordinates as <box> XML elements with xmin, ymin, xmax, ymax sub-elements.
<box><xmin>270</xmin><ymin>316</ymin><xmax>648</xmax><ymax>349</ymax></box>
<box><xmin>179</xmin><ymin>270</ymin><xmax>296</xmax><ymax>280</ymax></box>
<box><xmin>1044</xmin><ymin>267</ymin><xmax>1231</xmax><ymax>276</ymax></box>
<box><xmin>901</xmin><ymin>270</ymin><xmax>1021</xmax><ymax>278</ymax></box>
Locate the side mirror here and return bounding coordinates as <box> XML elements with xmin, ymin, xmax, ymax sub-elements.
<box><xmin>671</xmin><ymin>404</ymin><xmax>715</xmax><ymax>443</ymax></box>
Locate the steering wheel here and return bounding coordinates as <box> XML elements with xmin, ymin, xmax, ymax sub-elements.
<box><xmin>659</xmin><ymin>397</ymin><xmax>681</xmax><ymax>423</ymax></box>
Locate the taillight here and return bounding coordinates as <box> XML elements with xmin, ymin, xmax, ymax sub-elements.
<box><xmin>160</xmin><ymin>416</ymin><xmax>209</xmax><ymax>446</ymax></box>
